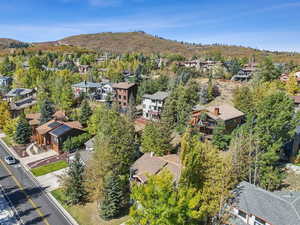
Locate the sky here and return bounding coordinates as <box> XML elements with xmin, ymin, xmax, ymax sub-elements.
<box><xmin>1</xmin><ymin>0</ymin><xmax>300</xmax><ymax>52</ymax></box>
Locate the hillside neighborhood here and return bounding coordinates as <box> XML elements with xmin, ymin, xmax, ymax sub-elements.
<box><xmin>2</xmin><ymin>0</ymin><xmax>300</xmax><ymax>222</ymax></box>
<box><xmin>0</xmin><ymin>37</ymin><xmax>300</xmax><ymax>225</ymax></box>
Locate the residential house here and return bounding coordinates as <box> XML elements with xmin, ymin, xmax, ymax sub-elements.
<box><xmin>292</xmin><ymin>95</ymin><xmax>300</xmax><ymax>109</ymax></box>
<box><xmin>142</xmin><ymin>91</ymin><xmax>169</xmax><ymax>121</ymax></box>
<box><xmin>78</xmin><ymin>65</ymin><xmax>91</xmax><ymax>74</ymax></box>
<box><xmin>229</xmin><ymin>181</ymin><xmax>300</xmax><ymax>225</ymax></box>
<box><xmin>5</xmin><ymin>88</ymin><xmax>35</xmax><ymax>102</ymax></box>
<box><xmin>72</xmin><ymin>81</ymin><xmax>102</xmax><ymax>97</ymax></box>
<box><xmin>84</xmin><ymin>137</ymin><xmax>95</xmax><ymax>151</ymax></box>
<box><xmin>5</xmin><ymin>88</ymin><xmax>36</xmax><ymax>117</ymax></box>
<box><xmin>0</xmin><ymin>76</ymin><xmax>12</xmax><ymax>88</ymax></box>
<box><xmin>130</xmin><ymin>153</ymin><xmax>181</xmax><ymax>184</ymax></box>
<box><xmin>191</xmin><ymin>104</ymin><xmax>244</xmax><ymax>136</ymax></box>
<box><xmin>112</xmin><ymin>82</ymin><xmax>137</xmax><ymax>110</ymax></box>
<box><xmin>98</xmin><ymin>82</ymin><xmax>114</xmax><ymax>101</ymax></box>
<box><xmin>34</xmin><ymin>120</ymin><xmax>84</xmax><ymax>154</ymax></box>
<box><xmin>280</xmin><ymin>71</ymin><xmax>300</xmax><ymax>83</ymax></box>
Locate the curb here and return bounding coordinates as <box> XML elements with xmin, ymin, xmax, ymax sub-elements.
<box><xmin>0</xmin><ymin>137</ymin><xmax>79</xmax><ymax>225</ymax></box>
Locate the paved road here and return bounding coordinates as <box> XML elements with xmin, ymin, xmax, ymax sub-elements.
<box><xmin>0</xmin><ymin>141</ymin><xmax>73</xmax><ymax>225</ymax></box>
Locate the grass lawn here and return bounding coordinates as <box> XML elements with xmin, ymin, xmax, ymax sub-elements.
<box><xmin>51</xmin><ymin>188</ymin><xmax>129</xmax><ymax>225</ymax></box>
<box><xmin>31</xmin><ymin>160</ymin><xmax>68</xmax><ymax>176</ymax></box>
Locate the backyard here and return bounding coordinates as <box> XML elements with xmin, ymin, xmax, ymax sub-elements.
<box><xmin>51</xmin><ymin>188</ymin><xmax>129</xmax><ymax>225</ymax></box>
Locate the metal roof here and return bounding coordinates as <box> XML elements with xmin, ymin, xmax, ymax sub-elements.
<box><xmin>49</xmin><ymin>124</ymin><xmax>72</xmax><ymax>137</ymax></box>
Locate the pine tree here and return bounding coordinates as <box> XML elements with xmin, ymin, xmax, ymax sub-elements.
<box><xmin>64</xmin><ymin>152</ymin><xmax>87</xmax><ymax>205</ymax></box>
<box><xmin>14</xmin><ymin>115</ymin><xmax>31</xmax><ymax>144</ymax></box>
<box><xmin>212</xmin><ymin>120</ymin><xmax>231</xmax><ymax>151</ymax></box>
<box><xmin>79</xmin><ymin>100</ymin><xmax>92</xmax><ymax>126</ymax></box>
<box><xmin>40</xmin><ymin>99</ymin><xmax>55</xmax><ymax>124</ymax></box>
<box><xmin>100</xmin><ymin>173</ymin><xmax>124</xmax><ymax>220</ymax></box>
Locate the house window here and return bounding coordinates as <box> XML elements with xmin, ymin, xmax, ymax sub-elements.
<box><xmin>143</xmin><ymin>104</ymin><xmax>146</xmax><ymax>109</ymax></box>
<box><xmin>238</xmin><ymin>210</ymin><xmax>247</xmax><ymax>219</ymax></box>
<box><xmin>118</xmin><ymin>95</ymin><xmax>122</xmax><ymax>99</ymax></box>
<box><xmin>154</xmin><ymin>106</ymin><xmax>157</xmax><ymax>110</ymax></box>
<box><xmin>123</xmin><ymin>102</ymin><xmax>127</xmax><ymax>106</ymax></box>
<box><xmin>254</xmin><ymin>217</ymin><xmax>266</xmax><ymax>225</ymax></box>
<box><xmin>123</xmin><ymin>96</ymin><xmax>126</xmax><ymax>100</ymax></box>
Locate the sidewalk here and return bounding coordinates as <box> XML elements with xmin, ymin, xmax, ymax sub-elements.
<box><xmin>0</xmin><ymin>134</ymin><xmax>79</xmax><ymax>225</ymax></box>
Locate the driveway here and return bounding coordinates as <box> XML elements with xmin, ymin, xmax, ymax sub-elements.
<box><xmin>36</xmin><ymin>168</ymin><xmax>68</xmax><ymax>192</ymax></box>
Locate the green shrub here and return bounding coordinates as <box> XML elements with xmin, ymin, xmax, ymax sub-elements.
<box><xmin>63</xmin><ymin>133</ymin><xmax>92</xmax><ymax>152</ymax></box>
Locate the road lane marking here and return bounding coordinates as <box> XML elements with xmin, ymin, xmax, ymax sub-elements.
<box><xmin>0</xmin><ymin>158</ymin><xmax>51</xmax><ymax>225</ymax></box>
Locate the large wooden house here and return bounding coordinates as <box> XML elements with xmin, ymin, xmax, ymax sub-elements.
<box><xmin>34</xmin><ymin>120</ymin><xmax>84</xmax><ymax>154</ymax></box>
<box><xmin>191</xmin><ymin>104</ymin><xmax>245</xmax><ymax>135</ymax></box>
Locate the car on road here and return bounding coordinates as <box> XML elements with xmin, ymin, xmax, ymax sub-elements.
<box><xmin>4</xmin><ymin>155</ymin><xmax>16</xmax><ymax>165</ymax></box>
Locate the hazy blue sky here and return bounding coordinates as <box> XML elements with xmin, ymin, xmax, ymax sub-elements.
<box><xmin>1</xmin><ymin>0</ymin><xmax>300</xmax><ymax>52</ymax></box>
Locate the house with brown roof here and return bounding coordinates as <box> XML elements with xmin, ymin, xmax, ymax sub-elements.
<box><xmin>191</xmin><ymin>103</ymin><xmax>244</xmax><ymax>135</ymax></box>
<box><xmin>33</xmin><ymin>119</ymin><xmax>84</xmax><ymax>154</ymax></box>
<box><xmin>112</xmin><ymin>82</ymin><xmax>137</xmax><ymax>110</ymax></box>
<box><xmin>130</xmin><ymin>153</ymin><xmax>181</xmax><ymax>184</ymax></box>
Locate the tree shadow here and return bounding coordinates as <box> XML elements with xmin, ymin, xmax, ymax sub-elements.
<box><xmin>0</xmin><ymin>174</ymin><xmax>11</xmax><ymax>181</ymax></box>
<box><xmin>23</xmin><ymin>214</ymin><xmax>50</xmax><ymax>225</ymax></box>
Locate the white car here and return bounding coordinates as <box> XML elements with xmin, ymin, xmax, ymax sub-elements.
<box><xmin>4</xmin><ymin>156</ymin><xmax>16</xmax><ymax>165</ymax></box>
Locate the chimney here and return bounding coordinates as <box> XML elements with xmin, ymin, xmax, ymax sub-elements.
<box><xmin>214</xmin><ymin>107</ymin><xmax>220</xmax><ymax>116</ymax></box>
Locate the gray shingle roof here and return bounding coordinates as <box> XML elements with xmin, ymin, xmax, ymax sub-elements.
<box><xmin>142</xmin><ymin>91</ymin><xmax>169</xmax><ymax>101</ymax></box>
<box><xmin>72</xmin><ymin>81</ymin><xmax>102</xmax><ymax>89</ymax></box>
<box><xmin>233</xmin><ymin>182</ymin><xmax>300</xmax><ymax>225</ymax></box>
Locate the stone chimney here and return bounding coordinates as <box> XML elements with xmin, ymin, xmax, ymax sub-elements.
<box><xmin>214</xmin><ymin>107</ymin><xmax>220</xmax><ymax>116</ymax></box>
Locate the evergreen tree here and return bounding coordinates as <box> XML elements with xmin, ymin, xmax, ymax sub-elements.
<box><xmin>64</xmin><ymin>152</ymin><xmax>87</xmax><ymax>205</ymax></box>
<box><xmin>40</xmin><ymin>99</ymin><xmax>55</xmax><ymax>124</ymax></box>
<box><xmin>256</xmin><ymin>57</ymin><xmax>281</xmax><ymax>82</ymax></box>
<box><xmin>100</xmin><ymin>173</ymin><xmax>124</xmax><ymax>220</ymax></box>
<box><xmin>79</xmin><ymin>100</ymin><xmax>92</xmax><ymax>126</ymax></box>
<box><xmin>212</xmin><ymin>120</ymin><xmax>231</xmax><ymax>151</ymax></box>
<box><xmin>14</xmin><ymin>115</ymin><xmax>31</xmax><ymax>144</ymax></box>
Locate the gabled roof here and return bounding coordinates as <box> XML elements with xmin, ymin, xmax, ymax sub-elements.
<box><xmin>36</xmin><ymin>120</ymin><xmax>63</xmax><ymax>135</ymax></box>
<box><xmin>6</xmin><ymin>88</ymin><xmax>33</xmax><ymax>97</ymax></box>
<box><xmin>131</xmin><ymin>153</ymin><xmax>181</xmax><ymax>183</ymax></box>
<box><xmin>72</xmin><ymin>81</ymin><xmax>102</xmax><ymax>89</ymax></box>
<box><xmin>142</xmin><ymin>91</ymin><xmax>169</xmax><ymax>101</ymax></box>
<box><xmin>112</xmin><ymin>82</ymin><xmax>136</xmax><ymax>89</ymax></box>
<box><xmin>206</xmin><ymin>104</ymin><xmax>244</xmax><ymax>121</ymax></box>
<box><xmin>233</xmin><ymin>182</ymin><xmax>300</xmax><ymax>225</ymax></box>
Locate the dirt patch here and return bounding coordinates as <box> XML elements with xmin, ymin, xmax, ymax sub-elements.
<box><xmin>195</xmin><ymin>78</ymin><xmax>245</xmax><ymax>105</ymax></box>
<box><xmin>12</xmin><ymin>145</ymin><xmax>29</xmax><ymax>158</ymax></box>
<box><xmin>28</xmin><ymin>153</ymin><xmax>68</xmax><ymax>168</ymax></box>
<box><xmin>282</xmin><ymin>170</ymin><xmax>300</xmax><ymax>191</ymax></box>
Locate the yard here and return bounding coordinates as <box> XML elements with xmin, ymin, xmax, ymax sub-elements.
<box><xmin>31</xmin><ymin>160</ymin><xmax>68</xmax><ymax>176</ymax></box>
<box><xmin>51</xmin><ymin>188</ymin><xmax>129</xmax><ymax>225</ymax></box>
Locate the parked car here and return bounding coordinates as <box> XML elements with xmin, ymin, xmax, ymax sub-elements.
<box><xmin>4</xmin><ymin>155</ymin><xmax>16</xmax><ymax>165</ymax></box>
